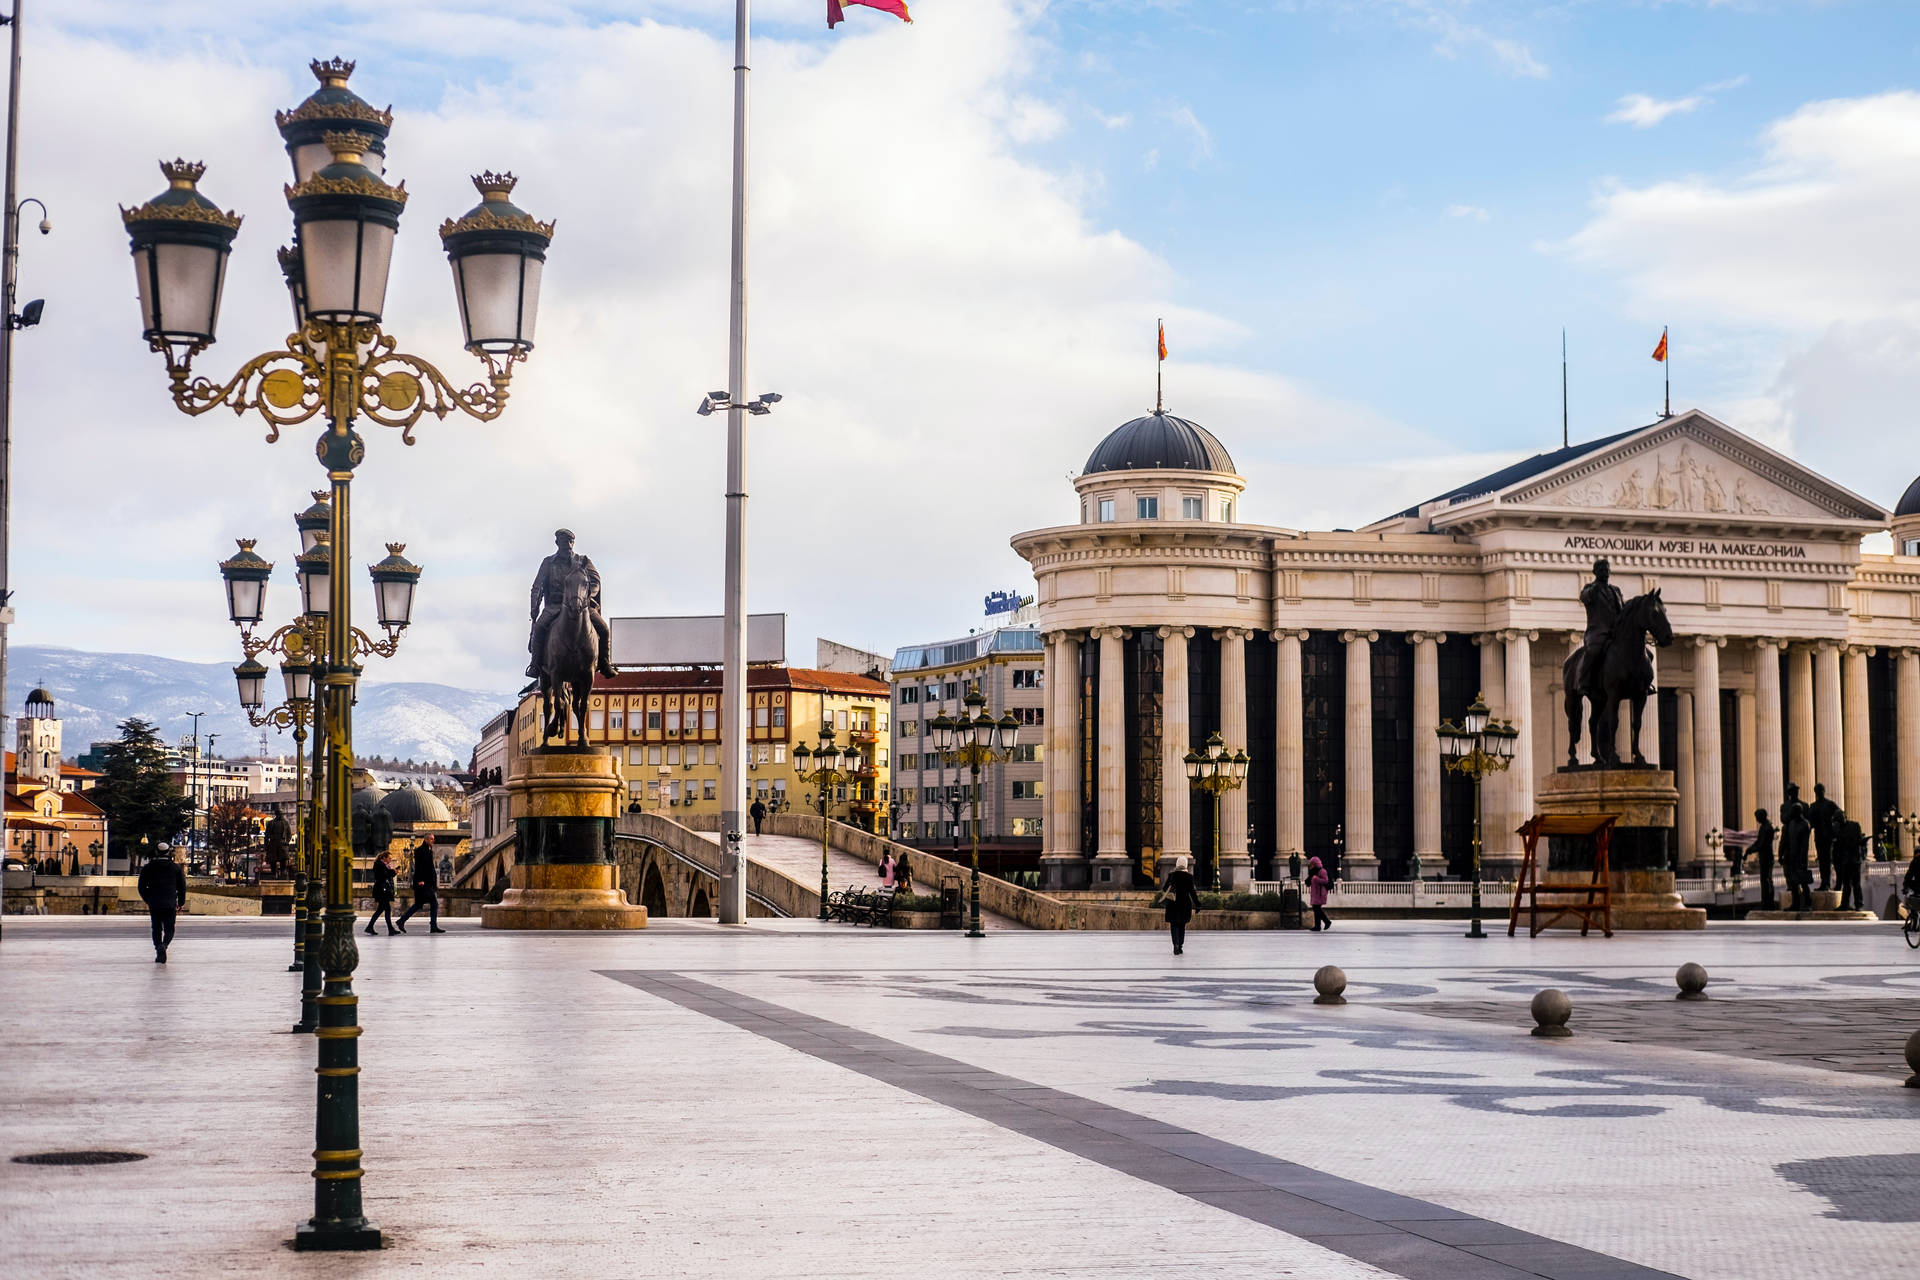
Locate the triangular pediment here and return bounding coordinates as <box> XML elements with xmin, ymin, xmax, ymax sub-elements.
<box><xmin>1491</xmin><ymin>412</ymin><xmax>1886</xmax><ymax>526</ymax></box>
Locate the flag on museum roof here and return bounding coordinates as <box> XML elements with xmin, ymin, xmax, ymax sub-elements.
<box><xmin>1651</xmin><ymin>328</ymin><xmax>1668</xmax><ymax>363</ymax></box>
<box><xmin>1158</xmin><ymin>320</ymin><xmax>1167</xmax><ymax>362</ymax></box>
<box><xmin>828</xmin><ymin>0</ymin><xmax>911</xmax><ymax>28</ymax></box>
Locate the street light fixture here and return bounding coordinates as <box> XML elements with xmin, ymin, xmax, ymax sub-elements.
<box><xmin>1182</xmin><ymin>731</ymin><xmax>1248</xmax><ymax>890</ymax></box>
<box><xmin>794</xmin><ymin>732</ymin><xmax>855</xmax><ymax>920</ymax></box>
<box><xmin>1436</xmin><ymin>693</ymin><xmax>1517</xmax><ymax>940</ymax></box>
<box><xmin>126</xmin><ymin>55</ymin><xmax>549</xmax><ymax>1253</ymax></box>
<box><xmin>935</xmin><ymin>682</ymin><xmax>1016</xmax><ymax>938</ymax></box>
<box><xmin>219</xmin><ymin>539</ymin><xmax>272</xmax><ymax>627</ymax></box>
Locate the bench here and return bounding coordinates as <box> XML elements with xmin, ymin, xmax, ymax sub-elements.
<box><xmin>825</xmin><ymin>885</ymin><xmax>897</xmax><ymax>926</ymax></box>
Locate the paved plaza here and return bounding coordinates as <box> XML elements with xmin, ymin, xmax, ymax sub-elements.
<box><xmin>3</xmin><ymin>914</ymin><xmax>1918</xmax><ymax>1278</ymax></box>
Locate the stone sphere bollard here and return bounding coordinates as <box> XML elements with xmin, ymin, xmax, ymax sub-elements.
<box><xmin>1905</xmin><ymin>1028</ymin><xmax>1920</xmax><ymax>1089</ymax></box>
<box><xmin>1312</xmin><ymin>965</ymin><xmax>1347</xmax><ymax>1006</ymax></box>
<box><xmin>1675</xmin><ymin>963</ymin><xmax>1710</xmax><ymax>1002</ymax></box>
<box><xmin>1530</xmin><ymin>988</ymin><xmax>1572</xmax><ymax>1038</ymax></box>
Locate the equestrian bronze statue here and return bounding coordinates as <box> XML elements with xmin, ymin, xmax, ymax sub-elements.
<box><xmin>1561</xmin><ymin>558</ymin><xmax>1674</xmax><ymax>768</ymax></box>
<box><xmin>527</xmin><ymin>529</ymin><xmax>617</xmax><ymax>747</ymax></box>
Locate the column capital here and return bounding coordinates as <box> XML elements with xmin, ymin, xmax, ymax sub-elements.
<box><xmin>1473</xmin><ymin>632</ymin><xmax>1498</xmax><ymax>647</ymax></box>
<box><xmin>1091</xmin><ymin>626</ymin><xmax>1131</xmax><ymax>642</ymax></box>
<box><xmin>1752</xmin><ymin>637</ymin><xmax>1789</xmax><ymax>654</ymax></box>
<box><xmin>1408</xmin><ymin>630</ymin><xmax>1442</xmax><ymax>646</ymax></box>
<box><xmin>1339</xmin><ymin>629</ymin><xmax>1379</xmax><ymax>645</ymax></box>
<box><xmin>1693</xmin><ymin>635</ymin><xmax>1727</xmax><ymax>649</ymax></box>
<box><xmin>1270</xmin><ymin>628</ymin><xmax>1310</xmax><ymax>643</ymax></box>
<box><xmin>1499</xmin><ymin>628</ymin><xmax>1539</xmax><ymax>644</ymax></box>
<box><xmin>1042</xmin><ymin>629</ymin><xmax>1081</xmax><ymax>646</ymax></box>
<box><xmin>1813</xmin><ymin>638</ymin><xmax>1842</xmax><ymax>654</ymax></box>
<box><xmin>1844</xmin><ymin>642</ymin><xmax>1876</xmax><ymax>658</ymax></box>
<box><xmin>1156</xmin><ymin>625</ymin><xmax>1195</xmax><ymax>641</ymax></box>
<box><xmin>1211</xmin><ymin>626</ymin><xmax>1254</xmax><ymax>642</ymax></box>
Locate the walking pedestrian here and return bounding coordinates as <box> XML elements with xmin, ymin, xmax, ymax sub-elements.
<box><xmin>1160</xmin><ymin>857</ymin><xmax>1200</xmax><ymax>955</ymax></box>
<box><xmin>364</xmin><ymin>851</ymin><xmax>398</xmax><ymax>935</ymax></box>
<box><xmin>136</xmin><ymin>842</ymin><xmax>188</xmax><ymax>963</ymax></box>
<box><xmin>879</xmin><ymin>850</ymin><xmax>895</xmax><ymax>888</ymax></box>
<box><xmin>894</xmin><ymin>850</ymin><xmax>913</xmax><ymax>894</ymax></box>
<box><xmin>395</xmin><ymin>839</ymin><xmax>444</xmax><ymax>933</ymax></box>
<box><xmin>750</xmin><ymin>797</ymin><xmax>767</xmax><ymax>837</ymax></box>
<box><xmin>1752</xmin><ymin>808</ymin><xmax>1777</xmax><ymax>910</ymax></box>
<box><xmin>1307</xmin><ymin>855</ymin><xmax>1333</xmax><ymax>931</ymax></box>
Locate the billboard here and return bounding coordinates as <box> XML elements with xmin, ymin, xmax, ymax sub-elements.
<box><xmin>608</xmin><ymin>613</ymin><xmax>787</xmax><ymax>667</ymax></box>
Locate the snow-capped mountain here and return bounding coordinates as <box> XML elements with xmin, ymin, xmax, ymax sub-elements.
<box><xmin>7</xmin><ymin>646</ymin><xmax>511</xmax><ymax>767</ymax></box>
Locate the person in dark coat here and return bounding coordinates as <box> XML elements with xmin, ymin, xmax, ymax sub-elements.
<box><xmin>893</xmin><ymin>850</ymin><xmax>913</xmax><ymax>894</ymax></box>
<box><xmin>1832</xmin><ymin>810</ymin><xmax>1865</xmax><ymax>912</ymax></box>
<box><xmin>364</xmin><ymin>851</ymin><xmax>398</xmax><ymax>935</ymax></box>
<box><xmin>136</xmin><ymin>843</ymin><xmax>188</xmax><ymax>963</ymax></box>
<box><xmin>750</xmin><ymin>797</ymin><xmax>767</xmax><ymax>837</ymax></box>
<box><xmin>1780</xmin><ymin>784</ymin><xmax>1813</xmax><ymax>912</ymax></box>
<box><xmin>1160</xmin><ymin>857</ymin><xmax>1200</xmax><ymax>955</ymax></box>
<box><xmin>1751</xmin><ymin>809</ymin><xmax>1777</xmax><ymax>910</ymax></box>
<box><xmin>395</xmin><ymin>840</ymin><xmax>444</xmax><ymax>933</ymax></box>
<box><xmin>1307</xmin><ymin>855</ymin><xmax>1333</xmax><ymax>931</ymax></box>
<box><xmin>1808</xmin><ymin>783</ymin><xmax>1838</xmax><ymax>891</ymax></box>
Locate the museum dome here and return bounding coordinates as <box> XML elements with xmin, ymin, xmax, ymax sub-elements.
<box><xmin>1083</xmin><ymin>412</ymin><xmax>1234</xmax><ymax>476</ymax></box>
<box><xmin>380</xmin><ymin>784</ymin><xmax>452</xmax><ymax>826</ymax></box>
<box><xmin>1896</xmin><ymin>473</ymin><xmax>1920</xmax><ymax>518</ymax></box>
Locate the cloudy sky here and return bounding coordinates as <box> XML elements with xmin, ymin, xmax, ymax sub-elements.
<box><xmin>15</xmin><ymin>0</ymin><xmax>1920</xmax><ymax>695</ymax></box>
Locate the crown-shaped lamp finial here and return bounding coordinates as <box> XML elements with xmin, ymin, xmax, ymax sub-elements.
<box><xmin>321</xmin><ymin>131</ymin><xmax>373</xmax><ymax>162</ymax></box>
<box><xmin>160</xmin><ymin>158</ymin><xmax>207</xmax><ymax>188</ymax></box>
<box><xmin>472</xmin><ymin>171</ymin><xmax>518</xmax><ymax>201</ymax></box>
<box><xmin>310</xmin><ymin>57</ymin><xmax>356</xmax><ymax>86</ymax></box>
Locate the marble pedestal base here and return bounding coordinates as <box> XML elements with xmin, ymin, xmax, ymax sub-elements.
<box><xmin>1041</xmin><ymin>855</ymin><xmax>1090</xmax><ymax>891</ymax></box>
<box><xmin>1536</xmin><ymin>768</ymin><xmax>1702</xmax><ymax>930</ymax></box>
<box><xmin>481</xmin><ymin>863</ymin><xmax>648</xmax><ymax>930</ymax></box>
<box><xmin>480</xmin><ymin>747</ymin><xmax>648</xmax><ymax>931</ymax></box>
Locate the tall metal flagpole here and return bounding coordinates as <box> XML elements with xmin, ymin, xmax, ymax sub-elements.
<box><xmin>0</xmin><ymin>2</ymin><xmax>25</xmax><ymax>935</ymax></box>
<box><xmin>717</xmin><ymin>0</ymin><xmax>753</xmax><ymax>923</ymax></box>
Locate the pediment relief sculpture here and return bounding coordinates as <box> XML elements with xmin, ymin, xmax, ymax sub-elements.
<box><xmin>1539</xmin><ymin>442</ymin><xmax>1813</xmax><ymax>518</ymax></box>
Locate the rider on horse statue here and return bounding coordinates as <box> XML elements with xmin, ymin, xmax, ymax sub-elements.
<box><xmin>527</xmin><ymin>529</ymin><xmax>618</xmax><ymax>681</ymax></box>
<box><xmin>1573</xmin><ymin>557</ymin><xmax>1623</xmax><ymax>696</ymax></box>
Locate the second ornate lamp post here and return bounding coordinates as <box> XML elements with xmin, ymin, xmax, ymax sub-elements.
<box><xmin>792</xmin><ymin>729</ymin><xmax>853</xmax><ymax>921</ymax></box>
<box><xmin>930</xmin><ymin>684</ymin><xmax>1018</xmax><ymax>938</ymax></box>
<box><xmin>1183</xmin><ymin>732</ymin><xmax>1248</xmax><ymax>891</ymax></box>
<box><xmin>126</xmin><ymin>56</ymin><xmax>542</xmax><ymax>1253</ymax></box>
<box><xmin>1436</xmin><ymin>694</ymin><xmax>1518</xmax><ymax>940</ymax></box>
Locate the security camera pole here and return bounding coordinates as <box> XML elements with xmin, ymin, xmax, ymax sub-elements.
<box><xmin>0</xmin><ymin>3</ymin><xmax>26</xmax><ymax>933</ymax></box>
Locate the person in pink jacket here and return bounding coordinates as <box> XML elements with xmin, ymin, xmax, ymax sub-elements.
<box><xmin>1307</xmin><ymin>856</ymin><xmax>1332</xmax><ymax>932</ymax></box>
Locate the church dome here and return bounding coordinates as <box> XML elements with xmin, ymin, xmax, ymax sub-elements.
<box><xmin>1896</xmin><ymin>474</ymin><xmax>1920</xmax><ymax>518</ymax></box>
<box><xmin>1083</xmin><ymin>411</ymin><xmax>1234</xmax><ymax>475</ymax></box>
<box><xmin>380</xmin><ymin>783</ymin><xmax>452</xmax><ymax>826</ymax></box>
<box><xmin>23</xmin><ymin>687</ymin><xmax>53</xmax><ymax>715</ymax></box>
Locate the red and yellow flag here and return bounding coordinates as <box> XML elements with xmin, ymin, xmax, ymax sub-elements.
<box><xmin>1651</xmin><ymin>328</ymin><xmax>1668</xmax><ymax>363</ymax></box>
<box><xmin>828</xmin><ymin>0</ymin><xmax>911</xmax><ymax>27</ymax></box>
<box><xmin>1158</xmin><ymin>320</ymin><xmax>1168</xmax><ymax>362</ymax></box>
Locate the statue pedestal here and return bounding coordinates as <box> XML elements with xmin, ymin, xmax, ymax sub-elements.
<box><xmin>480</xmin><ymin>748</ymin><xmax>647</xmax><ymax>931</ymax></box>
<box><xmin>1537</xmin><ymin>768</ymin><xmax>1704</xmax><ymax>931</ymax></box>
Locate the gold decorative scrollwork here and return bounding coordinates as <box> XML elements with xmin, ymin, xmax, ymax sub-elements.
<box><xmin>159</xmin><ymin>331</ymin><xmax>325</xmax><ymax>442</ymax></box>
<box><xmin>356</xmin><ymin>333</ymin><xmax>519</xmax><ymax>441</ymax></box>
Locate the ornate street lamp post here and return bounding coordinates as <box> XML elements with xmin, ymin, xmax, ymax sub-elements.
<box><xmin>1182</xmin><ymin>731</ymin><xmax>1248</xmax><ymax>891</ymax></box>
<box><xmin>792</xmin><ymin>730</ymin><xmax>852</xmax><ymax>921</ymax></box>
<box><xmin>1705</xmin><ymin>827</ymin><xmax>1727</xmax><ymax>907</ymax></box>
<box><xmin>930</xmin><ymin>684</ymin><xmax>1018</xmax><ymax>938</ymax></box>
<box><xmin>125</xmin><ymin>57</ymin><xmax>543</xmax><ymax>1253</ymax></box>
<box><xmin>1436</xmin><ymin>693</ymin><xmax>1518</xmax><ymax>940</ymax></box>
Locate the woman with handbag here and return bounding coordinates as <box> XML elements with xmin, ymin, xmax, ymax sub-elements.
<box><xmin>364</xmin><ymin>851</ymin><xmax>398</xmax><ymax>935</ymax></box>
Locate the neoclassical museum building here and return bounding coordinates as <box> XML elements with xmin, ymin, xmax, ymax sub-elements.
<box><xmin>1011</xmin><ymin>407</ymin><xmax>1920</xmax><ymax>890</ymax></box>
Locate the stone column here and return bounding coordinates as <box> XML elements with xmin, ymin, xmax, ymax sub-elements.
<box><xmin>1216</xmin><ymin>628</ymin><xmax>1252</xmax><ymax>889</ymax></box>
<box><xmin>1159</xmin><ymin>626</ymin><xmax>1193</xmax><ymax>870</ymax></box>
<box><xmin>1736</xmin><ymin>689</ymin><xmax>1757</xmax><ymax>830</ymax></box>
<box><xmin>1842</xmin><ymin>645</ymin><xmax>1873</xmax><ymax>829</ymax></box>
<box><xmin>1476</xmin><ymin>636</ymin><xmax>1508</xmax><ymax>859</ymax></box>
<box><xmin>1753</xmin><ymin>639</ymin><xmax>1785</xmax><ymax>823</ymax></box>
<box><xmin>1504</xmin><ymin>630</ymin><xmax>1537</xmax><ymax>839</ymax></box>
<box><xmin>1274</xmin><ymin>630</ymin><xmax>1306</xmax><ymax>861</ymax></box>
<box><xmin>1675</xmin><ymin>691</ymin><xmax>1696</xmax><ymax>870</ymax></box>
<box><xmin>1787</xmin><ymin>644</ymin><xmax>1815</xmax><ymax>793</ymax></box>
<box><xmin>1042</xmin><ymin>631</ymin><xmax>1086</xmax><ymax>889</ymax></box>
<box><xmin>1692</xmin><ymin>637</ymin><xmax>1725</xmax><ymax>865</ymax></box>
<box><xmin>1093</xmin><ymin>627</ymin><xmax>1131</xmax><ymax>885</ymax></box>
<box><xmin>1411</xmin><ymin>632</ymin><xmax>1442</xmax><ymax>874</ymax></box>
<box><xmin>1899</xmin><ymin>650</ymin><xmax>1920</xmax><ymax>858</ymax></box>
<box><xmin>1814</xmin><ymin>640</ymin><xmax>1844</xmax><ymax>808</ymax></box>
<box><xmin>1341</xmin><ymin>630</ymin><xmax>1378</xmax><ymax>881</ymax></box>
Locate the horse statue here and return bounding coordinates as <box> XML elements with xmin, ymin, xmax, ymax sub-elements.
<box><xmin>1562</xmin><ymin>588</ymin><xmax>1673</xmax><ymax>768</ymax></box>
<box><xmin>538</xmin><ymin>567</ymin><xmax>596</xmax><ymax>747</ymax></box>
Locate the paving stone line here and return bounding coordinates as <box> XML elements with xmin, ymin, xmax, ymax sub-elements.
<box><xmin>602</xmin><ymin>969</ymin><xmax>1683</xmax><ymax>1280</ymax></box>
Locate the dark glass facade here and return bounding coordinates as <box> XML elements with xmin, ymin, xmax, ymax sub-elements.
<box><xmin>1245</xmin><ymin>635</ymin><xmax>1277</xmax><ymax>880</ymax></box>
<box><xmin>1436</xmin><ymin>635</ymin><xmax>1479</xmax><ymax>878</ymax></box>
<box><xmin>1123</xmin><ymin>631</ymin><xmax>1164</xmax><ymax>877</ymax></box>
<box><xmin>1370</xmin><ymin>633</ymin><xmax>1414</xmax><ymax>878</ymax></box>
<box><xmin>1301</xmin><ymin>631</ymin><xmax>1346</xmax><ymax>870</ymax></box>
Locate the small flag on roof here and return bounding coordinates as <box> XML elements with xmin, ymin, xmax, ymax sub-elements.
<box><xmin>829</xmin><ymin>0</ymin><xmax>911</xmax><ymax>27</ymax></box>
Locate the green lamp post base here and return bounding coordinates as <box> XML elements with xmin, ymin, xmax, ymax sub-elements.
<box><xmin>292</xmin><ymin>1219</ymin><xmax>382</xmax><ymax>1251</ymax></box>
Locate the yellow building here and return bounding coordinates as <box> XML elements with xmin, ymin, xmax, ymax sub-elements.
<box><xmin>514</xmin><ymin>667</ymin><xmax>892</xmax><ymax>830</ymax></box>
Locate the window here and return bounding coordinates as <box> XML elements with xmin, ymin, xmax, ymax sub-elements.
<box><xmin>773</xmin><ymin>780</ymin><xmax>787</xmax><ymax>801</ymax></box>
<box><xmin>878</xmin><ymin>748</ymin><xmax>888</xmax><ymax>767</ymax></box>
<box><xmin>704</xmin><ymin>745</ymin><xmax>718</xmax><ymax>765</ymax></box>
<box><xmin>703</xmin><ymin>709</ymin><xmax>717</xmax><ymax>732</ymax></box>
<box><xmin>588</xmin><ymin>709</ymin><xmax>605</xmax><ymax>730</ymax></box>
<box><xmin>668</xmin><ymin>781</ymin><xmax>681</xmax><ymax>803</ymax></box>
<box><xmin>703</xmin><ymin>779</ymin><xmax>716</xmax><ymax>800</ymax></box>
<box><xmin>944</xmin><ymin>681</ymin><xmax>959</xmax><ymax>700</ymax></box>
<box><xmin>901</xmin><ymin>787</ymin><xmax>917</xmax><ymax>806</ymax></box>
<box><xmin>664</xmin><ymin>709</ymin><xmax>680</xmax><ymax>736</ymax></box>
<box><xmin>1098</xmin><ymin>498</ymin><xmax>1115</xmax><ymax>522</ymax></box>
<box><xmin>1906</xmin><ymin>538</ymin><xmax>1920</xmax><ymax>556</ymax></box>
<box><xmin>900</xmin><ymin>686</ymin><xmax>919</xmax><ymax>705</ymax></box>
<box><xmin>772</xmin><ymin>706</ymin><xmax>786</xmax><ymax>728</ymax></box>
<box><xmin>1016</xmin><ymin>706</ymin><xmax>1046</xmax><ymax>726</ymax></box>
<box><xmin>1220</xmin><ymin>498</ymin><xmax>1234</xmax><ymax>522</ymax></box>
<box><xmin>609</xmin><ymin>709</ymin><xmax>624</xmax><ymax>731</ymax></box>
<box><xmin>666</xmin><ymin>745</ymin><xmax>681</xmax><ymax>765</ymax></box>
<box><xmin>646</xmin><ymin>711</ymin><xmax>662</xmax><ymax>731</ymax></box>
<box><xmin>648</xmin><ymin>747</ymin><xmax>662</xmax><ymax>766</ymax></box>
<box><xmin>1136</xmin><ymin>495</ymin><xmax>1158</xmax><ymax>519</ymax></box>
<box><xmin>755</xmin><ymin>706</ymin><xmax>769</xmax><ymax>728</ymax></box>
<box><xmin>835</xmin><ymin>710</ymin><xmax>848</xmax><ymax>731</ymax></box>
<box><xmin>628</xmin><ymin>747</ymin><xmax>646</xmax><ymax>766</ymax></box>
<box><xmin>1011</xmin><ymin>817</ymin><xmax>1044</xmax><ymax>837</ymax></box>
<box><xmin>1182</xmin><ymin>496</ymin><xmax>1203</xmax><ymax>519</ymax></box>
<box><xmin>879</xmin><ymin>713</ymin><xmax>888</xmax><ymax>732</ymax></box>
<box><xmin>757</xmin><ymin>745</ymin><xmax>771</xmax><ymax>764</ymax></box>
<box><xmin>1011</xmin><ymin>669</ymin><xmax>1041</xmax><ymax>689</ymax></box>
<box><xmin>899</xmin><ymin>753</ymin><xmax>917</xmax><ymax>771</ymax></box>
<box><xmin>1010</xmin><ymin>743</ymin><xmax>1043</xmax><ymax>763</ymax></box>
<box><xmin>900</xmin><ymin>720</ymin><xmax>918</xmax><ymax>739</ymax></box>
<box><xmin>1012</xmin><ymin>780</ymin><xmax>1043</xmax><ymax>800</ymax></box>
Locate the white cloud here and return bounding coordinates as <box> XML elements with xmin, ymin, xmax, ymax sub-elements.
<box><xmin>1391</xmin><ymin>0</ymin><xmax>1548</xmax><ymax>80</ymax></box>
<box><xmin>1445</xmin><ymin>203</ymin><xmax>1491</xmax><ymax>222</ymax></box>
<box><xmin>1605</xmin><ymin>76</ymin><xmax>1745</xmax><ymax>128</ymax></box>
<box><xmin>1565</xmin><ymin>90</ymin><xmax>1920</xmax><ymax>504</ymax></box>
<box><xmin>1158</xmin><ymin>100</ymin><xmax>1213</xmax><ymax>165</ymax></box>
<box><xmin>1091</xmin><ymin>108</ymin><xmax>1132</xmax><ymax>131</ymax></box>
<box><xmin>20</xmin><ymin>1</ymin><xmax>1423</xmax><ymax>694</ymax></box>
